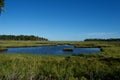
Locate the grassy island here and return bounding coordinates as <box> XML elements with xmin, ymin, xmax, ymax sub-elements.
<box><xmin>63</xmin><ymin>48</ymin><xmax>73</xmax><ymax>51</ymax></box>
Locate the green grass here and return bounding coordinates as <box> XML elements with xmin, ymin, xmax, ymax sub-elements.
<box><xmin>0</xmin><ymin>41</ymin><xmax>120</xmax><ymax>80</ymax></box>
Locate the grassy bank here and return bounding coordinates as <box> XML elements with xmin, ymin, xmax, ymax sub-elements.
<box><xmin>0</xmin><ymin>41</ymin><xmax>120</xmax><ymax>80</ymax></box>
<box><xmin>0</xmin><ymin>40</ymin><xmax>117</xmax><ymax>47</ymax></box>
<box><xmin>0</xmin><ymin>53</ymin><xmax>119</xmax><ymax>80</ymax></box>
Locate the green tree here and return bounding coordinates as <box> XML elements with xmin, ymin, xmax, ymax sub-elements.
<box><xmin>0</xmin><ymin>0</ymin><xmax>4</xmax><ymax>14</ymax></box>
<box><xmin>0</xmin><ymin>35</ymin><xmax>48</xmax><ymax>41</ymax></box>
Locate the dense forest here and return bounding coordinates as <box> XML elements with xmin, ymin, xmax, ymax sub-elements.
<box><xmin>84</xmin><ymin>38</ymin><xmax>120</xmax><ymax>41</ymax></box>
<box><xmin>0</xmin><ymin>35</ymin><xmax>48</xmax><ymax>41</ymax></box>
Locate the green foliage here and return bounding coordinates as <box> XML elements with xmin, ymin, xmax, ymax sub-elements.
<box><xmin>0</xmin><ymin>35</ymin><xmax>48</xmax><ymax>41</ymax></box>
<box><xmin>0</xmin><ymin>0</ymin><xmax>4</xmax><ymax>7</ymax></box>
<box><xmin>0</xmin><ymin>0</ymin><xmax>4</xmax><ymax>14</ymax></box>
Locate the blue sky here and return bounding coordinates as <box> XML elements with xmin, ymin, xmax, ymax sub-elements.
<box><xmin>0</xmin><ymin>0</ymin><xmax>120</xmax><ymax>41</ymax></box>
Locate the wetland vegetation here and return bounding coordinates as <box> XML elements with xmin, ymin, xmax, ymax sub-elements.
<box><xmin>0</xmin><ymin>40</ymin><xmax>120</xmax><ymax>80</ymax></box>
<box><xmin>63</xmin><ymin>48</ymin><xmax>73</xmax><ymax>52</ymax></box>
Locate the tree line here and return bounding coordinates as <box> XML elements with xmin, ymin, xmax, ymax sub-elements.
<box><xmin>0</xmin><ymin>35</ymin><xmax>48</xmax><ymax>41</ymax></box>
<box><xmin>84</xmin><ymin>38</ymin><xmax>120</xmax><ymax>41</ymax></box>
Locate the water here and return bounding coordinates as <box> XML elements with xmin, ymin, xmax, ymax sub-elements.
<box><xmin>4</xmin><ymin>45</ymin><xmax>101</xmax><ymax>55</ymax></box>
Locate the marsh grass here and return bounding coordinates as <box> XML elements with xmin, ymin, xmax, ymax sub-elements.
<box><xmin>63</xmin><ymin>48</ymin><xmax>73</xmax><ymax>51</ymax></box>
<box><xmin>0</xmin><ymin>41</ymin><xmax>120</xmax><ymax>80</ymax></box>
<box><xmin>0</xmin><ymin>53</ymin><xmax>119</xmax><ymax>80</ymax></box>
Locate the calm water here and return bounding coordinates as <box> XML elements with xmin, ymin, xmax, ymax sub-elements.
<box><xmin>4</xmin><ymin>45</ymin><xmax>101</xmax><ymax>55</ymax></box>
